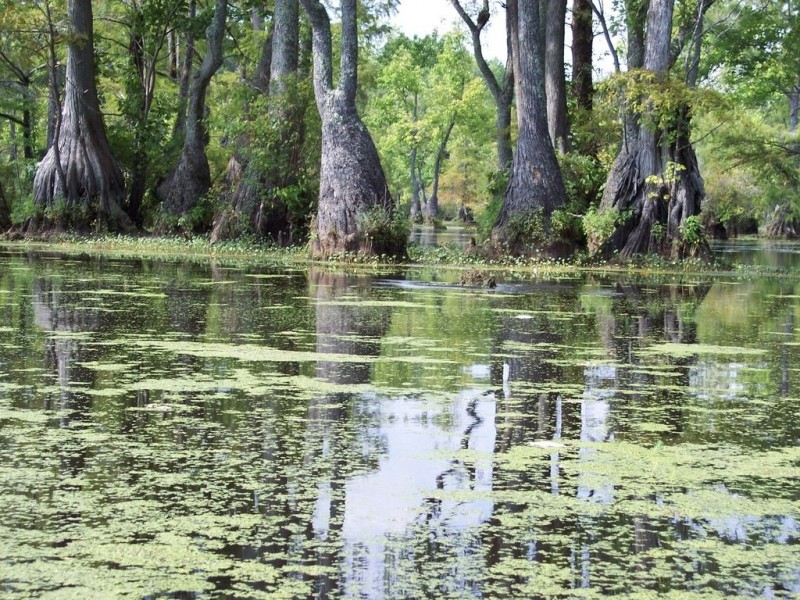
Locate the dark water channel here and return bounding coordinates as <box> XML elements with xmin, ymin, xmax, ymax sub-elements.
<box><xmin>0</xmin><ymin>247</ymin><xmax>799</xmax><ymax>598</ymax></box>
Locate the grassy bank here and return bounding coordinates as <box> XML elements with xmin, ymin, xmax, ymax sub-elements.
<box><xmin>0</xmin><ymin>233</ymin><xmax>792</xmax><ymax>280</ymax></box>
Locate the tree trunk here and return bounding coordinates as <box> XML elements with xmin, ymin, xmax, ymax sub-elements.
<box><xmin>409</xmin><ymin>147</ymin><xmax>421</xmax><ymax>222</ymax></box>
<box><xmin>21</xmin><ymin>103</ymin><xmax>34</xmax><ymax>160</ymax></box>
<box><xmin>31</xmin><ymin>0</ymin><xmax>130</xmax><ymax>233</ymax></box>
<box><xmin>409</xmin><ymin>91</ymin><xmax>422</xmax><ymax>221</ymax></box>
<box><xmin>0</xmin><ymin>180</ymin><xmax>10</xmax><ymax>231</ymax></box>
<box><xmin>418</xmin><ymin>162</ymin><xmax>428</xmax><ymax>215</ymax></box>
<box><xmin>157</xmin><ymin>0</ymin><xmax>227</xmax><ymax>220</ymax></box>
<box><xmin>508</xmin><ymin>0</ymin><xmax>523</xmax><ymax>128</ymax></box>
<box><xmin>571</xmin><ymin>0</ymin><xmax>594</xmax><ymax>111</ymax></box>
<box><xmin>9</xmin><ymin>121</ymin><xmax>16</xmax><ymax>161</ymax></box>
<box><xmin>126</xmin><ymin>14</ymin><xmax>155</xmax><ymax>226</ymax></box>
<box><xmin>425</xmin><ymin>118</ymin><xmax>455</xmax><ymax>223</ymax></box>
<box><xmin>492</xmin><ymin>0</ymin><xmax>572</xmax><ymax>256</ymax></box>
<box><xmin>210</xmin><ymin>20</ymin><xmax>273</xmax><ymax>244</ymax></box>
<box><xmin>623</xmin><ymin>0</ymin><xmax>648</xmax><ymax>149</ymax></box>
<box><xmin>764</xmin><ymin>77</ymin><xmax>799</xmax><ymax>237</ymax></box>
<box><xmin>764</xmin><ymin>204</ymin><xmax>799</xmax><ymax>238</ymax></box>
<box><xmin>590</xmin><ymin>0</ymin><xmax>709</xmax><ymax>260</ymax></box>
<box><xmin>545</xmin><ymin>0</ymin><xmax>569</xmax><ymax>153</ymax></box>
<box><xmin>171</xmin><ymin>0</ymin><xmax>196</xmax><ymax>144</ymax></box>
<box><xmin>212</xmin><ymin>0</ymin><xmax>306</xmax><ymax>243</ymax></box>
<box><xmin>251</xmin><ymin>6</ymin><xmax>264</xmax><ymax>31</ymax></box>
<box><xmin>45</xmin><ymin>64</ymin><xmax>63</xmax><ymax>151</ymax></box>
<box><xmin>168</xmin><ymin>28</ymin><xmax>178</xmax><ymax>81</ymax></box>
<box><xmin>299</xmin><ymin>0</ymin><xmax>402</xmax><ymax>257</ymax></box>
<box><xmin>448</xmin><ymin>0</ymin><xmax>515</xmax><ymax>170</ymax></box>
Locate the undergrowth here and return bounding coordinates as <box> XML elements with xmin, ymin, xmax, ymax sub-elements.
<box><xmin>0</xmin><ymin>233</ymin><xmax>792</xmax><ymax>279</ymax></box>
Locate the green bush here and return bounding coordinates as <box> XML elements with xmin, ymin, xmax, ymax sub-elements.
<box><xmin>485</xmin><ymin>168</ymin><xmax>509</xmax><ymax>198</ymax></box>
<box><xmin>507</xmin><ymin>209</ymin><xmax>547</xmax><ymax>245</ymax></box>
<box><xmin>551</xmin><ymin>208</ymin><xmax>583</xmax><ymax>242</ymax></box>
<box><xmin>557</xmin><ymin>151</ymin><xmax>606</xmax><ymax>210</ymax></box>
<box><xmin>477</xmin><ymin>194</ymin><xmax>503</xmax><ymax>241</ymax></box>
<box><xmin>10</xmin><ymin>194</ymin><xmax>34</xmax><ymax>226</ymax></box>
<box><xmin>358</xmin><ymin>206</ymin><xmax>410</xmax><ymax>257</ymax></box>
<box><xmin>582</xmin><ymin>206</ymin><xmax>617</xmax><ymax>244</ymax></box>
<box><xmin>680</xmin><ymin>215</ymin><xmax>704</xmax><ymax>246</ymax></box>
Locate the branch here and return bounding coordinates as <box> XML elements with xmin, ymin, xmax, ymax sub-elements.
<box><xmin>670</xmin><ymin>0</ymin><xmax>716</xmax><ymax>72</ymax></box>
<box><xmin>448</xmin><ymin>0</ymin><xmax>478</xmax><ymax>32</ymax></box>
<box><xmin>448</xmin><ymin>0</ymin><xmax>504</xmax><ymax>104</ymax></box>
<box><xmin>0</xmin><ymin>47</ymin><xmax>30</xmax><ymax>83</ymax></box>
<box><xmin>194</xmin><ymin>0</ymin><xmax>227</xmax><ymax>86</ymax></box>
<box><xmin>339</xmin><ymin>0</ymin><xmax>358</xmax><ymax>103</ymax></box>
<box><xmin>0</xmin><ymin>111</ymin><xmax>24</xmax><ymax>126</ymax></box>
<box><xmin>591</xmin><ymin>0</ymin><xmax>620</xmax><ymax>73</ymax></box>
<box><xmin>298</xmin><ymin>0</ymin><xmax>333</xmax><ymax>105</ymax></box>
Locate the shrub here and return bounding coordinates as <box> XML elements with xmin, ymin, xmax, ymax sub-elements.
<box><xmin>358</xmin><ymin>206</ymin><xmax>410</xmax><ymax>258</ymax></box>
<box><xmin>680</xmin><ymin>215</ymin><xmax>704</xmax><ymax>246</ymax></box>
<box><xmin>557</xmin><ymin>151</ymin><xmax>606</xmax><ymax>210</ymax></box>
<box><xmin>477</xmin><ymin>195</ymin><xmax>503</xmax><ymax>242</ymax></box>
<box><xmin>582</xmin><ymin>206</ymin><xmax>617</xmax><ymax>246</ymax></box>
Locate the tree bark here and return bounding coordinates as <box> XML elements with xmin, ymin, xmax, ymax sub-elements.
<box><xmin>31</xmin><ymin>0</ymin><xmax>130</xmax><ymax>233</ymax></box>
<box><xmin>21</xmin><ymin>105</ymin><xmax>33</xmax><ymax>160</ymax></box>
<box><xmin>157</xmin><ymin>0</ymin><xmax>227</xmax><ymax>219</ymax></box>
<box><xmin>126</xmin><ymin>10</ymin><xmax>156</xmax><ymax>226</ymax></box>
<box><xmin>409</xmin><ymin>91</ymin><xmax>422</xmax><ymax>222</ymax></box>
<box><xmin>171</xmin><ymin>0</ymin><xmax>196</xmax><ymax>145</ymax></box>
<box><xmin>545</xmin><ymin>0</ymin><xmax>569</xmax><ymax>153</ymax></box>
<box><xmin>508</xmin><ymin>0</ymin><xmax>522</xmax><ymax>128</ymax></box>
<box><xmin>45</xmin><ymin>64</ymin><xmax>63</xmax><ymax>151</ymax></box>
<box><xmin>409</xmin><ymin>145</ymin><xmax>421</xmax><ymax>221</ymax></box>
<box><xmin>168</xmin><ymin>28</ymin><xmax>178</xmax><ymax>81</ymax></box>
<box><xmin>571</xmin><ymin>0</ymin><xmax>594</xmax><ymax>111</ymax></box>
<box><xmin>491</xmin><ymin>0</ymin><xmax>572</xmax><ymax>256</ymax></box>
<box><xmin>448</xmin><ymin>0</ymin><xmax>515</xmax><ymax>170</ymax></box>
<box><xmin>0</xmin><ymin>180</ymin><xmax>10</xmax><ymax>230</ymax></box>
<box><xmin>591</xmin><ymin>0</ymin><xmax>709</xmax><ymax>259</ymax></box>
<box><xmin>212</xmin><ymin>0</ymin><xmax>307</xmax><ymax>243</ymax></box>
<box><xmin>299</xmin><ymin>0</ymin><xmax>401</xmax><ymax>257</ymax></box>
<box><xmin>210</xmin><ymin>17</ymin><xmax>274</xmax><ymax>244</ymax></box>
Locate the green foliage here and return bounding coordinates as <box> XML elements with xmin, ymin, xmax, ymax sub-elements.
<box><xmin>695</xmin><ymin>105</ymin><xmax>800</xmax><ymax>230</ymax></box>
<box><xmin>181</xmin><ymin>194</ymin><xmax>216</xmax><ymax>233</ymax></box>
<box><xmin>477</xmin><ymin>195</ymin><xmax>503</xmax><ymax>241</ymax></box>
<box><xmin>431</xmin><ymin>217</ymin><xmax>447</xmax><ymax>231</ymax></box>
<box><xmin>507</xmin><ymin>209</ymin><xmax>548</xmax><ymax>246</ymax></box>
<box><xmin>557</xmin><ymin>152</ymin><xmax>606</xmax><ymax>210</ymax></box>
<box><xmin>601</xmin><ymin>70</ymin><xmax>722</xmax><ymax>140</ymax></box>
<box><xmin>358</xmin><ymin>207</ymin><xmax>410</xmax><ymax>257</ymax></box>
<box><xmin>208</xmin><ymin>68</ymin><xmax>319</xmax><ymax>241</ymax></box>
<box><xmin>10</xmin><ymin>194</ymin><xmax>34</xmax><ymax>226</ymax></box>
<box><xmin>363</xmin><ymin>31</ymin><xmax>495</xmax><ymax>218</ymax></box>
<box><xmin>645</xmin><ymin>161</ymin><xmax>686</xmax><ymax>201</ymax></box>
<box><xmin>550</xmin><ymin>208</ymin><xmax>582</xmax><ymax>242</ymax></box>
<box><xmin>701</xmin><ymin>167</ymin><xmax>754</xmax><ymax>232</ymax></box>
<box><xmin>485</xmin><ymin>169</ymin><xmax>509</xmax><ymax>199</ymax></box>
<box><xmin>582</xmin><ymin>206</ymin><xmax>618</xmax><ymax>243</ymax></box>
<box><xmin>680</xmin><ymin>215</ymin><xmax>704</xmax><ymax>246</ymax></box>
<box><xmin>651</xmin><ymin>220</ymin><xmax>665</xmax><ymax>242</ymax></box>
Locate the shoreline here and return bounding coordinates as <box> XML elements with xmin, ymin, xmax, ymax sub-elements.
<box><xmin>0</xmin><ymin>234</ymin><xmax>794</xmax><ymax>280</ymax></box>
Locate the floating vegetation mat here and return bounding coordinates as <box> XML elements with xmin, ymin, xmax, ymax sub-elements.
<box><xmin>0</xmin><ymin>249</ymin><xmax>798</xmax><ymax>598</ymax></box>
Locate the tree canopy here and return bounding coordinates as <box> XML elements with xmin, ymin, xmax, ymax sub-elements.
<box><xmin>0</xmin><ymin>0</ymin><xmax>797</xmax><ymax>254</ymax></box>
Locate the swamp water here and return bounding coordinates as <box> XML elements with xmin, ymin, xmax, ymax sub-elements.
<box><xmin>0</xmin><ymin>247</ymin><xmax>799</xmax><ymax>598</ymax></box>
